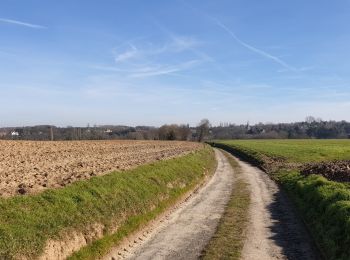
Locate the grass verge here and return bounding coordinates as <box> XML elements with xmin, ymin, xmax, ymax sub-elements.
<box><xmin>0</xmin><ymin>146</ymin><xmax>216</xmax><ymax>259</ymax></box>
<box><xmin>211</xmin><ymin>141</ymin><xmax>350</xmax><ymax>260</ymax></box>
<box><xmin>276</xmin><ymin>171</ymin><xmax>350</xmax><ymax>260</ymax></box>
<box><xmin>201</xmin><ymin>150</ymin><xmax>251</xmax><ymax>260</ymax></box>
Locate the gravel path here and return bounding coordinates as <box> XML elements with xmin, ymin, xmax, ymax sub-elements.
<box><xmin>237</xmin><ymin>157</ymin><xmax>320</xmax><ymax>260</ymax></box>
<box><xmin>106</xmin><ymin>149</ymin><xmax>234</xmax><ymax>260</ymax></box>
<box><xmin>104</xmin><ymin>149</ymin><xmax>320</xmax><ymax>260</ymax></box>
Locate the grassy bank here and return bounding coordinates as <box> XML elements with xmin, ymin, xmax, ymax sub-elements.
<box><xmin>0</xmin><ymin>146</ymin><xmax>216</xmax><ymax>259</ymax></box>
<box><xmin>211</xmin><ymin>140</ymin><xmax>350</xmax><ymax>260</ymax></box>
<box><xmin>276</xmin><ymin>171</ymin><xmax>350</xmax><ymax>259</ymax></box>
<box><xmin>201</xmin><ymin>151</ymin><xmax>250</xmax><ymax>260</ymax></box>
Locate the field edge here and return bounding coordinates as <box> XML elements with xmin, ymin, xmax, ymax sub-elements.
<box><xmin>0</xmin><ymin>145</ymin><xmax>216</xmax><ymax>260</ymax></box>
<box><xmin>210</xmin><ymin>141</ymin><xmax>350</xmax><ymax>260</ymax></box>
<box><xmin>68</xmin><ymin>146</ymin><xmax>217</xmax><ymax>260</ymax></box>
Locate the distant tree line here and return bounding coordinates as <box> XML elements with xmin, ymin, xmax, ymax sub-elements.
<box><xmin>0</xmin><ymin>120</ymin><xmax>211</xmax><ymax>142</ymax></box>
<box><xmin>211</xmin><ymin>117</ymin><xmax>350</xmax><ymax>139</ymax></box>
<box><xmin>1</xmin><ymin>117</ymin><xmax>349</xmax><ymax>141</ymax></box>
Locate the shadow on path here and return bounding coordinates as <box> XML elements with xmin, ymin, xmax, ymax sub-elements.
<box><xmin>264</xmin><ymin>185</ymin><xmax>321</xmax><ymax>260</ymax></box>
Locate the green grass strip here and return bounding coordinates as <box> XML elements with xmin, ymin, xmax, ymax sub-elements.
<box><xmin>276</xmin><ymin>171</ymin><xmax>350</xmax><ymax>260</ymax></box>
<box><xmin>212</xmin><ymin>139</ymin><xmax>350</xmax><ymax>163</ymax></box>
<box><xmin>201</xmin><ymin>150</ymin><xmax>251</xmax><ymax>260</ymax></box>
<box><xmin>0</xmin><ymin>146</ymin><xmax>216</xmax><ymax>259</ymax></box>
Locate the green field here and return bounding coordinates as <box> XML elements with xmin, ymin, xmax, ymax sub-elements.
<box><xmin>214</xmin><ymin>139</ymin><xmax>350</xmax><ymax>163</ymax></box>
<box><xmin>211</xmin><ymin>139</ymin><xmax>350</xmax><ymax>260</ymax></box>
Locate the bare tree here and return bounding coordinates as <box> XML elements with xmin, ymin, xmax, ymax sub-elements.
<box><xmin>49</xmin><ymin>126</ymin><xmax>54</xmax><ymax>141</ymax></box>
<box><xmin>196</xmin><ymin>119</ymin><xmax>210</xmax><ymax>142</ymax></box>
<box><xmin>178</xmin><ymin>124</ymin><xmax>191</xmax><ymax>141</ymax></box>
<box><xmin>158</xmin><ymin>124</ymin><xmax>179</xmax><ymax>140</ymax></box>
<box><xmin>305</xmin><ymin>116</ymin><xmax>316</xmax><ymax>124</ymax></box>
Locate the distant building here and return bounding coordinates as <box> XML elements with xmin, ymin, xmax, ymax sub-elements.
<box><xmin>11</xmin><ymin>128</ymin><xmax>24</xmax><ymax>139</ymax></box>
<box><xmin>11</xmin><ymin>131</ymin><xmax>20</xmax><ymax>137</ymax></box>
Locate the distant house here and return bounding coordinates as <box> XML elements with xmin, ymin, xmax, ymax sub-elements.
<box><xmin>11</xmin><ymin>128</ymin><xmax>24</xmax><ymax>138</ymax></box>
<box><xmin>11</xmin><ymin>131</ymin><xmax>20</xmax><ymax>137</ymax></box>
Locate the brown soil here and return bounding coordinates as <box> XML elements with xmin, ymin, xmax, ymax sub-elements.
<box><xmin>0</xmin><ymin>140</ymin><xmax>201</xmax><ymax>197</ymax></box>
<box><xmin>301</xmin><ymin>160</ymin><xmax>350</xmax><ymax>182</ymax></box>
<box><xmin>259</xmin><ymin>154</ymin><xmax>301</xmax><ymax>173</ymax></box>
<box><xmin>39</xmin><ymin>223</ymin><xmax>105</xmax><ymax>260</ymax></box>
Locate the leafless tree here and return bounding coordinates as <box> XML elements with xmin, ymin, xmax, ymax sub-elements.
<box><xmin>196</xmin><ymin>119</ymin><xmax>210</xmax><ymax>142</ymax></box>
<box><xmin>178</xmin><ymin>124</ymin><xmax>191</xmax><ymax>141</ymax></box>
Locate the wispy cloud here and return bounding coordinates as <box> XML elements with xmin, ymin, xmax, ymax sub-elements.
<box><xmin>214</xmin><ymin>19</ymin><xmax>295</xmax><ymax>71</ymax></box>
<box><xmin>130</xmin><ymin>60</ymin><xmax>200</xmax><ymax>77</ymax></box>
<box><xmin>0</xmin><ymin>18</ymin><xmax>46</xmax><ymax>29</ymax></box>
<box><xmin>179</xmin><ymin>1</ymin><xmax>301</xmax><ymax>72</ymax></box>
<box><xmin>93</xmin><ymin>60</ymin><xmax>201</xmax><ymax>78</ymax></box>
<box><xmin>113</xmin><ymin>35</ymin><xmax>199</xmax><ymax>63</ymax></box>
<box><xmin>114</xmin><ymin>44</ymin><xmax>139</xmax><ymax>62</ymax></box>
<box><xmin>154</xmin><ymin>22</ymin><xmax>213</xmax><ymax>61</ymax></box>
<box><xmin>167</xmin><ymin>35</ymin><xmax>199</xmax><ymax>52</ymax></box>
<box><xmin>98</xmin><ymin>35</ymin><xmax>206</xmax><ymax>78</ymax></box>
<box><xmin>153</xmin><ymin>22</ymin><xmax>235</xmax><ymax>78</ymax></box>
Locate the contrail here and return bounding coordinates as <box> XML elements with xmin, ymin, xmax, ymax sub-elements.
<box><xmin>215</xmin><ymin>19</ymin><xmax>296</xmax><ymax>71</ymax></box>
<box><xmin>0</xmin><ymin>18</ymin><xmax>46</xmax><ymax>29</ymax></box>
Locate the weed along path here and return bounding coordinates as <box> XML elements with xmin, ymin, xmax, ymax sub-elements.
<box><xmin>105</xmin><ymin>149</ymin><xmax>235</xmax><ymax>260</ymax></box>
<box><xmin>237</xmin><ymin>157</ymin><xmax>319</xmax><ymax>260</ymax></box>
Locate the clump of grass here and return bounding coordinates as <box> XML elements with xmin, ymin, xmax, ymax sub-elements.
<box><xmin>0</xmin><ymin>146</ymin><xmax>216</xmax><ymax>259</ymax></box>
<box><xmin>276</xmin><ymin>172</ymin><xmax>350</xmax><ymax>260</ymax></box>
<box><xmin>201</xmin><ymin>151</ymin><xmax>251</xmax><ymax>260</ymax></box>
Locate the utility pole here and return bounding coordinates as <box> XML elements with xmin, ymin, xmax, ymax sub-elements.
<box><xmin>50</xmin><ymin>126</ymin><xmax>54</xmax><ymax>141</ymax></box>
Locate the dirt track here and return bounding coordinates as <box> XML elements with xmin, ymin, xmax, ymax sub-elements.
<box><xmin>0</xmin><ymin>140</ymin><xmax>200</xmax><ymax>197</ymax></box>
<box><xmin>107</xmin><ymin>149</ymin><xmax>234</xmax><ymax>260</ymax></box>
<box><xmin>238</xmin><ymin>157</ymin><xmax>320</xmax><ymax>260</ymax></box>
<box><xmin>106</xmin><ymin>149</ymin><xmax>319</xmax><ymax>260</ymax></box>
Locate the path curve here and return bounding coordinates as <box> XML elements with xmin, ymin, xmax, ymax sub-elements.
<box><xmin>237</xmin><ymin>157</ymin><xmax>320</xmax><ymax>260</ymax></box>
<box><xmin>109</xmin><ymin>149</ymin><xmax>234</xmax><ymax>260</ymax></box>
<box><xmin>104</xmin><ymin>149</ymin><xmax>320</xmax><ymax>260</ymax></box>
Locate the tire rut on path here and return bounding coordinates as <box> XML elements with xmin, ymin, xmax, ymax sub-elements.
<box><xmin>104</xmin><ymin>149</ymin><xmax>320</xmax><ymax>260</ymax></box>
<box><xmin>237</xmin><ymin>157</ymin><xmax>320</xmax><ymax>260</ymax></box>
<box><xmin>105</xmin><ymin>149</ymin><xmax>234</xmax><ymax>260</ymax></box>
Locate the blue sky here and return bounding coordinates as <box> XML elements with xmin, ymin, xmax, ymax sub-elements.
<box><xmin>0</xmin><ymin>0</ymin><xmax>349</xmax><ymax>126</ymax></box>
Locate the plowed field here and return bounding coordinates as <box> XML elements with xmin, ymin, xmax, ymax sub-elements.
<box><xmin>0</xmin><ymin>140</ymin><xmax>201</xmax><ymax>197</ymax></box>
